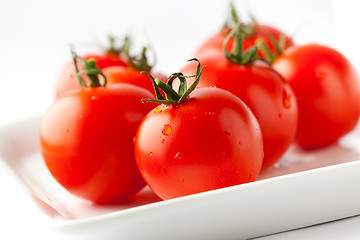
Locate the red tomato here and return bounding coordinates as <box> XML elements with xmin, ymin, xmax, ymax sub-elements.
<box><xmin>56</xmin><ymin>54</ymin><xmax>127</xmax><ymax>97</ymax></box>
<box><xmin>103</xmin><ymin>66</ymin><xmax>167</xmax><ymax>94</ymax></box>
<box><xmin>194</xmin><ymin>24</ymin><xmax>292</xmax><ymax>60</ymax></box>
<box><xmin>40</xmin><ymin>84</ymin><xmax>156</xmax><ymax>204</ymax></box>
<box><xmin>273</xmin><ymin>43</ymin><xmax>360</xmax><ymax>149</ymax></box>
<box><xmin>41</xmin><ymin>53</ymin><xmax>157</xmax><ymax>204</ymax></box>
<box><xmin>180</xmin><ymin>54</ymin><xmax>298</xmax><ymax>170</ymax></box>
<box><xmin>134</xmin><ymin>61</ymin><xmax>263</xmax><ymax>200</ymax></box>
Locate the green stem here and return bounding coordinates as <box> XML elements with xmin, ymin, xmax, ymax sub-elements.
<box><xmin>264</xmin><ymin>29</ymin><xmax>281</xmax><ymax>57</ymax></box>
<box><xmin>100</xmin><ymin>34</ymin><xmax>126</xmax><ymax>56</ymax></box>
<box><xmin>223</xmin><ymin>2</ymin><xmax>257</xmax><ymax>38</ymax></box>
<box><xmin>166</xmin><ymin>73</ymin><xmax>188</xmax><ymax>96</ymax></box>
<box><xmin>256</xmin><ymin>31</ymin><xmax>292</xmax><ymax>64</ymax></box>
<box><xmin>141</xmin><ymin>71</ymin><xmax>165</xmax><ymax>101</ymax></box>
<box><xmin>179</xmin><ymin>58</ymin><xmax>204</xmax><ymax>102</ymax></box>
<box><xmin>156</xmin><ymin>79</ymin><xmax>180</xmax><ymax>101</ymax></box>
<box><xmin>123</xmin><ymin>36</ymin><xmax>154</xmax><ymax>72</ymax></box>
<box><xmin>256</xmin><ymin>38</ymin><xmax>275</xmax><ymax>64</ymax></box>
<box><xmin>70</xmin><ymin>47</ymin><xmax>107</xmax><ymax>88</ymax></box>
<box><xmin>230</xmin><ymin>1</ymin><xmax>240</xmax><ymax>25</ymax></box>
<box><xmin>142</xmin><ymin>59</ymin><xmax>205</xmax><ymax>104</ymax></box>
<box><xmin>223</xmin><ymin>24</ymin><xmax>259</xmax><ymax>65</ymax></box>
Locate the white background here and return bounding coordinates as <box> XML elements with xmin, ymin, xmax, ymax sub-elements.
<box><xmin>0</xmin><ymin>0</ymin><xmax>359</xmax><ymax>239</ymax></box>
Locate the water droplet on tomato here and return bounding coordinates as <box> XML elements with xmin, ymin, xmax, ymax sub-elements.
<box><xmin>154</xmin><ymin>107</ymin><xmax>162</xmax><ymax>113</ymax></box>
<box><xmin>210</xmin><ymin>85</ymin><xmax>216</xmax><ymax>88</ymax></box>
<box><xmin>282</xmin><ymin>89</ymin><xmax>292</xmax><ymax>109</ymax></box>
<box><xmin>161</xmin><ymin>139</ymin><xmax>165</xmax><ymax>143</ymax></box>
<box><xmin>148</xmin><ymin>152</ymin><xmax>153</xmax><ymax>157</ymax></box>
<box><xmin>174</xmin><ymin>152</ymin><xmax>182</xmax><ymax>160</ymax></box>
<box><xmin>161</xmin><ymin>124</ymin><xmax>172</xmax><ymax>135</ymax></box>
<box><xmin>91</xmin><ymin>96</ymin><xmax>98</xmax><ymax>100</ymax></box>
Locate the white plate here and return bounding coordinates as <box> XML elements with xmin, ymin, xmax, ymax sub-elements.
<box><xmin>0</xmin><ymin>116</ymin><xmax>359</xmax><ymax>240</ymax></box>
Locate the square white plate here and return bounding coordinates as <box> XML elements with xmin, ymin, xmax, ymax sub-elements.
<box><xmin>0</xmin><ymin>116</ymin><xmax>359</xmax><ymax>240</ymax></box>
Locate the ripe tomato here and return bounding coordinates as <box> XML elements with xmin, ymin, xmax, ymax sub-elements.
<box><xmin>181</xmin><ymin>28</ymin><xmax>298</xmax><ymax>170</ymax></box>
<box><xmin>273</xmin><ymin>43</ymin><xmax>360</xmax><ymax>149</ymax></box>
<box><xmin>56</xmin><ymin>53</ymin><xmax>128</xmax><ymax>97</ymax></box>
<box><xmin>195</xmin><ymin>24</ymin><xmax>292</xmax><ymax>61</ymax></box>
<box><xmin>40</xmin><ymin>53</ymin><xmax>157</xmax><ymax>204</ymax></box>
<box><xmin>134</xmin><ymin>60</ymin><xmax>263</xmax><ymax>200</ymax></box>
<box><xmin>103</xmin><ymin>66</ymin><xmax>167</xmax><ymax>94</ymax></box>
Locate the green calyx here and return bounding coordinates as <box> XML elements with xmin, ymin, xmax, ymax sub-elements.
<box><xmin>102</xmin><ymin>35</ymin><xmax>155</xmax><ymax>72</ymax></box>
<box><xmin>105</xmin><ymin>34</ymin><xmax>123</xmax><ymax>56</ymax></box>
<box><xmin>141</xmin><ymin>58</ymin><xmax>205</xmax><ymax>105</ymax></box>
<box><xmin>71</xmin><ymin>47</ymin><xmax>107</xmax><ymax>88</ymax></box>
<box><xmin>122</xmin><ymin>36</ymin><xmax>154</xmax><ymax>72</ymax></box>
<box><xmin>224</xmin><ymin>2</ymin><xmax>292</xmax><ymax>65</ymax></box>
<box><xmin>223</xmin><ymin>1</ymin><xmax>258</xmax><ymax>38</ymax></box>
<box><xmin>256</xmin><ymin>31</ymin><xmax>291</xmax><ymax>64</ymax></box>
<box><xmin>224</xmin><ymin>24</ymin><xmax>260</xmax><ymax>65</ymax></box>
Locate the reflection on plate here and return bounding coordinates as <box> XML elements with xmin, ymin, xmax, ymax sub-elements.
<box><xmin>0</xmin><ymin>116</ymin><xmax>359</xmax><ymax>240</ymax></box>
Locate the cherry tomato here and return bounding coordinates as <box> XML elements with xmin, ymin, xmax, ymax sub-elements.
<box><xmin>273</xmin><ymin>43</ymin><xmax>360</xmax><ymax>149</ymax></box>
<box><xmin>134</xmin><ymin>60</ymin><xmax>263</xmax><ymax>200</ymax></box>
<box><xmin>56</xmin><ymin>53</ymin><xmax>127</xmax><ymax>97</ymax></box>
<box><xmin>181</xmin><ymin>27</ymin><xmax>298</xmax><ymax>171</ymax></box>
<box><xmin>103</xmin><ymin>66</ymin><xmax>167</xmax><ymax>94</ymax></box>
<box><xmin>181</xmin><ymin>57</ymin><xmax>297</xmax><ymax>170</ymax></box>
<box><xmin>40</xmin><ymin>53</ymin><xmax>157</xmax><ymax>204</ymax></box>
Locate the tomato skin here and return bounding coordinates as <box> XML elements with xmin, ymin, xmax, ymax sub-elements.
<box><xmin>180</xmin><ymin>55</ymin><xmax>298</xmax><ymax>170</ymax></box>
<box><xmin>194</xmin><ymin>24</ymin><xmax>292</xmax><ymax>59</ymax></box>
<box><xmin>56</xmin><ymin>54</ymin><xmax>127</xmax><ymax>98</ymax></box>
<box><xmin>103</xmin><ymin>66</ymin><xmax>167</xmax><ymax>93</ymax></box>
<box><xmin>273</xmin><ymin>43</ymin><xmax>360</xmax><ymax>149</ymax></box>
<box><xmin>40</xmin><ymin>84</ymin><xmax>157</xmax><ymax>204</ymax></box>
<box><xmin>134</xmin><ymin>87</ymin><xmax>263</xmax><ymax>200</ymax></box>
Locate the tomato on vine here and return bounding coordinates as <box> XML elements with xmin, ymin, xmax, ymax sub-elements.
<box><xmin>134</xmin><ymin>59</ymin><xmax>263</xmax><ymax>200</ymax></box>
<box><xmin>40</xmin><ymin>48</ymin><xmax>157</xmax><ymax>204</ymax></box>
<box><xmin>180</xmin><ymin>27</ymin><xmax>298</xmax><ymax>171</ymax></box>
<box><xmin>273</xmin><ymin>43</ymin><xmax>360</xmax><ymax>149</ymax></box>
